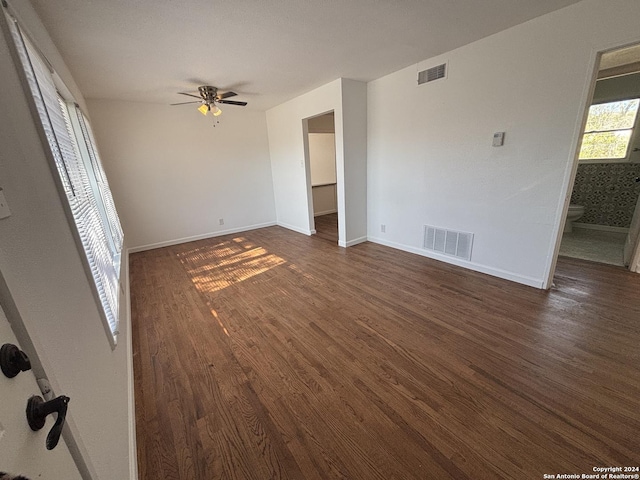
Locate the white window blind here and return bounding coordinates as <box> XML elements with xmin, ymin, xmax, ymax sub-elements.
<box><xmin>8</xmin><ymin>16</ymin><xmax>123</xmax><ymax>340</ymax></box>
<box><xmin>75</xmin><ymin>106</ymin><xmax>124</xmax><ymax>253</ymax></box>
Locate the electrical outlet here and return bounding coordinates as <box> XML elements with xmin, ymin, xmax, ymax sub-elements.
<box><xmin>381</xmin><ymin>224</ymin><xmax>386</xmax><ymax>233</ymax></box>
<box><xmin>219</xmin><ymin>218</ymin><xmax>224</xmax><ymax>226</ymax></box>
<box><xmin>0</xmin><ymin>188</ymin><xmax>11</xmax><ymax>219</ymax></box>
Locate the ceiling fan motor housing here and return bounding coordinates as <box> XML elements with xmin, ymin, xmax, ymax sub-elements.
<box><xmin>198</xmin><ymin>86</ymin><xmax>218</xmax><ymax>104</ymax></box>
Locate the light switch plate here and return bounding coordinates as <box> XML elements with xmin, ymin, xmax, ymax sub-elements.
<box><xmin>0</xmin><ymin>188</ymin><xmax>11</xmax><ymax>219</ymax></box>
<box><xmin>492</xmin><ymin>131</ymin><xmax>505</xmax><ymax>147</ymax></box>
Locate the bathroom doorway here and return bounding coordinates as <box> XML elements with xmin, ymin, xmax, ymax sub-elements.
<box><xmin>558</xmin><ymin>43</ymin><xmax>640</xmax><ymax>268</ymax></box>
<box><xmin>305</xmin><ymin>112</ymin><xmax>338</xmax><ymax>244</ymax></box>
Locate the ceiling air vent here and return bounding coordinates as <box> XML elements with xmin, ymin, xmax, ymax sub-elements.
<box><xmin>424</xmin><ymin>225</ymin><xmax>473</xmax><ymax>261</ymax></box>
<box><xmin>418</xmin><ymin>63</ymin><xmax>447</xmax><ymax>85</ymax></box>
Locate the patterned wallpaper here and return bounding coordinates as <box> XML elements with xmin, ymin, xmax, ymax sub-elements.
<box><xmin>570</xmin><ymin>163</ymin><xmax>640</xmax><ymax>228</ymax></box>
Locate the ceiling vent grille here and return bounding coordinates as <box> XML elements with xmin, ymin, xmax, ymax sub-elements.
<box><xmin>424</xmin><ymin>225</ymin><xmax>473</xmax><ymax>261</ymax></box>
<box><xmin>418</xmin><ymin>63</ymin><xmax>447</xmax><ymax>85</ymax></box>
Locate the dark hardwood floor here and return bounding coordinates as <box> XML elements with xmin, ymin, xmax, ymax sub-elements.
<box><xmin>313</xmin><ymin>212</ymin><xmax>338</xmax><ymax>244</ymax></box>
<box><xmin>130</xmin><ymin>226</ymin><xmax>640</xmax><ymax>479</ymax></box>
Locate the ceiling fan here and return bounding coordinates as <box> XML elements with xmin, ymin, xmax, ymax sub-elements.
<box><xmin>170</xmin><ymin>86</ymin><xmax>247</xmax><ymax>117</ymax></box>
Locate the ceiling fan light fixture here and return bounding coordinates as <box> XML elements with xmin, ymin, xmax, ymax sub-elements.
<box><xmin>212</xmin><ymin>105</ymin><xmax>222</xmax><ymax>116</ymax></box>
<box><xmin>197</xmin><ymin>104</ymin><xmax>209</xmax><ymax>116</ymax></box>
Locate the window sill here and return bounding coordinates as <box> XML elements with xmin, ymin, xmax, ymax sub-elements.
<box><xmin>578</xmin><ymin>158</ymin><xmax>639</xmax><ymax>165</ymax></box>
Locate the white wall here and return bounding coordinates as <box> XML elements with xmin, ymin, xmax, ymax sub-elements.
<box><xmin>309</xmin><ymin>133</ymin><xmax>338</xmax><ymax>216</ymax></box>
<box><xmin>266</xmin><ymin>78</ymin><xmax>367</xmax><ymax>245</ymax></box>
<box><xmin>367</xmin><ymin>0</ymin><xmax>640</xmax><ymax>287</ymax></box>
<box><xmin>86</xmin><ymin>99</ymin><xmax>276</xmax><ymax>251</ymax></box>
<box><xmin>0</xmin><ymin>3</ymin><xmax>134</xmax><ymax>479</ymax></box>
<box><xmin>341</xmin><ymin>79</ymin><xmax>368</xmax><ymax>245</ymax></box>
<box><xmin>266</xmin><ymin>80</ymin><xmax>342</xmax><ymax>235</ymax></box>
<box><xmin>309</xmin><ymin>133</ymin><xmax>337</xmax><ymax>185</ymax></box>
<box><xmin>312</xmin><ymin>185</ymin><xmax>338</xmax><ymax>216</ymax></box>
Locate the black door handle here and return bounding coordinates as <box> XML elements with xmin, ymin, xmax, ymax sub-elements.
<box><xmin>26</xmin><ymin>395</ymin><xmax>70</xmax><ymax>450</ymax></box>
<box><xmin>1</xmin><ymin>343</ymin><xmax>31</xmax><ymax>378</ymax></box>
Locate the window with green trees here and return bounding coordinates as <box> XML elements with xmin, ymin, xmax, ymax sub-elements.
<box><xmin>579</xmin><ymin>98</ymin><xmax>639</xmax><ymax>160</ymax></box>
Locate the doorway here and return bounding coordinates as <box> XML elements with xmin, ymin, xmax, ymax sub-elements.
<box><xmin>557</xmin><ymin>43</ymin><xmax>640</xmax><ymax>270</ymax></box>
<box><xmin>305</xmin><ymin>112</ymin><xmax>338</xmax><ymax>244</ymax></box>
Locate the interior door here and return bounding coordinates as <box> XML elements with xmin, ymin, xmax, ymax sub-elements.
<box><xmin>624</xmin><ymin>188</ymin><xmax>640</xmax><ymax>267</ymax></box>
<box><xmin>0</xmin><ymin>305</ymin><xmax>81</xmax><ymax>479</ymax></box>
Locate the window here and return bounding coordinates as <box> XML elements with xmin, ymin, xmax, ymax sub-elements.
<box><xmin>579</xmin><ymin>98</ymin><xmax>640</xmax><ymax>160</ymax></box>
<box><xmin>7</xmin><ymin>14</ymin><xmax>124</xmax><ymax>344</ymax></box>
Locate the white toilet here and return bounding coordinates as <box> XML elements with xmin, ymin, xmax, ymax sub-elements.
<box><xmin>564</xmin><ymin>204</ymin><xmax>585</xmax><ymax>233</ymax></box>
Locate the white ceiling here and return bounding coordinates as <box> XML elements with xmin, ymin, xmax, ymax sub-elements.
<box><xmin>30</xmin><ymin>0</ymin><xmax>583</xmax><ymax>110</ymax></box>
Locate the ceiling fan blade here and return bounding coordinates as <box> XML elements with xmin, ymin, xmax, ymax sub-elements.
<box><xmin>218</xmin><ymin>100</ymin><xmax>247</xmax><ymax>106</ymax></box>
<box><xmin>217</xmin><ymin>91</ymin><xmax>237</xmax><ymax>100</ymax></box>
<box><xmin>177</xmin><ymin>92</ymin><xmax>202</xmax><ymax>99</ymax></box>
<box><xmin>170</xmin><ymin>101</ymin><xmax>202</xmax><ymax>105</ymax></box>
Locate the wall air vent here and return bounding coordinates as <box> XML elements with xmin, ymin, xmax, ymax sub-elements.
<box><xmin>423</xmin><ymin>225</ymin><xmax>473</xmax><ymax>261</ymax></box>
<box><xmin>418</xmin><ymin>63</ymin><xmax>447</xmax><ymax>85</ymax></box>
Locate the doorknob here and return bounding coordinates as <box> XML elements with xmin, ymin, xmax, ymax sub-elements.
<box><xmin>0</xmin><ymin>343</ymin><xmax>31</xmax><ymax>378</ymax></box>
<box><xmin>26</xmin><ymin>395</ymin><xmax>70</xmax><ymax>450</ymax></box>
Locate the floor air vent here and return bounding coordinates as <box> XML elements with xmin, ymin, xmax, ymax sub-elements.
<box><xmin>424</xmin><ymin>225</ymin><xmax>473</xmax><ymax>261</ymax></box>
<box><xmin>418</xmin><ymin>63</ymin><xmax>447</xmax><ymax>85</ymax></box>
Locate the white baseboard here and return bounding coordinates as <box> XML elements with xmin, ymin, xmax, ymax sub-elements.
<box><xmin>276</xmin><ymin>221</ymin><xmax>314</xmax><ymax>236</ymax></box>
<box><xmin>341</xmin><ymin>236</ymin><xmax>367</xmax><ymax>247</ymax></box>
<box><xmin>367</xmin><ymin>236</ymin><xmax>544</xmax><ymax>289</ymax></box>
<box><xmin>127</xmin><ymin>222</ymin><xmax>277</xmax><ymax>253</ymax></box>
<box><xmin>314</xmin><ymin>209</ymin><xmax>338</xmax><ymax>217</ymax></box>
<box><xmin>573</xmin><ymin>223</ymin><xmax>629</xmax><ymax>233</ymax></box>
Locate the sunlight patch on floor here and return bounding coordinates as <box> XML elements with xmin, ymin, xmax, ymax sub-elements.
<box><xmin>177</xmin><ymin>240</ymin><xmax>287</xmax><ymax>294</ymax></box>
<box><xmin>208</xmin><ymin>305</ymin><xmax>229</xmax><ymax>336</ymax></box>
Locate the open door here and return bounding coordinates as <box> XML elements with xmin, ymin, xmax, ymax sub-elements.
<box><xmin>0</xmin><ymin>305</ymin><xmax>81</xmax><ymax>479</ymax></box>
<box><xmin>547</xmin><ymin>42</ymin><xmax>640</xmax><ymax>287</ymax></box>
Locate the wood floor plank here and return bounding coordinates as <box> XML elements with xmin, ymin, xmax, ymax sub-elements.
<box><xmin>130</xmin><ymin>226</ymin><xmax>640</xmax><ymax>479</ymax></box>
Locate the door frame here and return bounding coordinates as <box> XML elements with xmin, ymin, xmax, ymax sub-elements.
<box><xmin>544</xmin><ymin>41</ymin><xmax>640</xmax><ymax>288</ymax></box>
<box><xmin>302</xmin><ymin>110</ymin><xmax>340</xmax><ymax>243</ymax></box>
<box><xmin>626</xmin><ymin>192</ymin><xmax>640</xmax><ymax>271</ymax></box>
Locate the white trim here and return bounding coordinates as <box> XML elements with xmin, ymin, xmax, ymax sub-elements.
<box><xmin>630</xmin><ymin>243</ymin><xmax>640</xmax><ymax>273</ymax></box>
<box><xmin>368</xmin><ymin>236</ymin><xmax>544</xmax><ymax>289</ymax></box>
<box><xmin>123</xmin><ymin>249</ymin><xmax>138</xmax><ymax>480</ymax></box>
<box><xmin>277</xmin><ymin>221</ymin><xmax>314</xmax><ymax>236</ymax></box>
<box><xmin>128</xmin><ymin>222</ymin><xmax>277</xmax><ymax>253</ymax></box>
<box><xmin>314</xmin><ymin>209</ymin><xmax>338</xmax><ymax>217</ymax></box>
<box><xmin>577</xmin><ymin>158</ymin><xmax>636</xmax><ymax>165</ymax></box>
<box><xmin>573</xmin><ymin>223</ymin><xmax>630</xmax><ymax>233</ymax></box>
<box><xmin>344</xmin><ymin>236</ymin><xmax>367</xmax><ymax>247</ymax></box>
